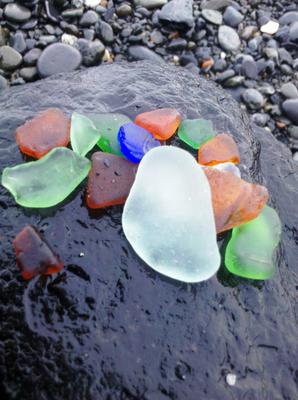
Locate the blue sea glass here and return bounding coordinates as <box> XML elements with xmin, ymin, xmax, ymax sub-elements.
<box><xmin>118</xmin><ymin>122</ymin><xmax>161</xmax><ymax>163</ymax></box>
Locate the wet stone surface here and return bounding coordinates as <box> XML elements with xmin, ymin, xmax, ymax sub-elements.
<box><xmin>0</xmin><ymin>62</ymin><xmax>297</xmax><ymax>400</ymax></box>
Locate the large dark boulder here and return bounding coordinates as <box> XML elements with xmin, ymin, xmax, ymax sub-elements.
<box><xmin>0</xmin><ymin>61</ymin><xmax>297</xmax><ymax>400</ymax></box>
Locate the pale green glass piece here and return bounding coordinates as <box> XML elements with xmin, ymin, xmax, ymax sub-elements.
<box><xmin>225</xmin><ymin>206</ymin><xmax>282</xmax><ymax>280</ymax></box>
<box><xmin>178</xmin><ymin>118</ymin><xmax>216</xmax><ymax>149</ymax></box>
<box><xmin>88</xmin><ymin>113</ymin><xmax>131</xmax><ymax>156</ymax></box>
<box><xmin>1</xmin><ymin>147</ymin><xmax>91</xmax><ymax>208</ymax></box>
<box><xmin>70</xmin><ymin>112</ymin><xmax>101</xmax><ymax>156</ymax></box>
<box><xmin>122</xmin><ymin>146</ymin><xmax>220</xmax><ymax>283</ymax></box>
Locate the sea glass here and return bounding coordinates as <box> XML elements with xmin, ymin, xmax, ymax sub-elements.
<box><xmin>88</xmin><ymin>113</ymin><xmax>131</xmax><ymax>156</ymax></box>
<box><xmin>135</xmin><ymin>108</ymin><xmax>181</xmax><ymax>140</ymax></box>
<box><xmin>70</xmin><ymin>112</ymin><xmax>100</xmax><ymax>156</ymax></box>
<box><xmin>1</xmin><ymin>147</ymin><xmax>91</xmax><ymax>208</ymax></box>
<box><xmin>86</xmin><ymin>152</ymin><xmax>138</xmax><ymax>208</ymax></box>
<box><xmin>16</xmin><ymin>108</ymin><xmax>70</xmax><ymax>159</ymax></box>
<box><xmin>178</xmin><ymin>118</ymin><xmax>216</xmax><ymax>149</ymax></box>
<box><xmin>225</xmin><ymin>206</ymin><xmax>282</xmax><ymax>280</ymax></box>
<box><xmin>13</xmin><ymin>225</ymin><xmax>64</xmax><ymax>280</ymax></box>
<box><xmin>122</xmin><ymin>146</ymin><xmax>220</xmax><ymax>283</ymax></box>
<box><xmin>204</xmin><ymin>168</ymin><xmax>269</xmax><ymax>233</ymax></box>
<box><xmin>118</xmin><ymin>122</ymin><xmax>161</xmax><ymax>163</ymax></box>
<box><xmin>199</xmin><ymin>133</ymin><xmax>240</xmax><ymax>166</ymax></box>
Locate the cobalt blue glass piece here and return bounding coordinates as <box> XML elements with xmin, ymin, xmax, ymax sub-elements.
<box><xmin>118</xmin><ymin>122</ymin><xmax>161</xmax><ymax>163</ymax></box>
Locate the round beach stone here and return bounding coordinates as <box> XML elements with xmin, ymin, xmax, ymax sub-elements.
<box><xmin>37</xmin><ymin>43</ymin><xmax>82</xmax><ymax>77</ymax></box>
<box><xmin>0</xmin><ymin>46</ymin><xmax>22</xmax><ymax>70</ymax></box>
<box><xmin>280</xmin><ymin>82</ymin><xmax>298</xmax><ymax>99</ymax></box>
<box><xmin>4</xmin><ymin>3</ymin><xmax>31</xmax><ymax>23</ymax></box>
<box><xmin>218</xmin><ymin>25</ymin><xmax>241</xmax><ymax>52</ymax></box>
<box><xmin>0</xmin><ymin>75</ymin><xmax>8</xmax><ymax>91</ymax></box>
<box><xmin>223</xmin><ymin>6</ymin><xmax>244</xmax><ymax>27</ymax></box>
<box><xmin>282</xmin><ymin>99</ymin><xmax>298</xmax><ymax>124</ymax></box>
<box><xmin>201</xmin><ymin>9</ymin><xmax>223</xmax><ymax>25</ymax></box>
<box><xmin>242</xmin><ymin>88</ymin><xmax>264</xmax><ymax>110</ymax></box>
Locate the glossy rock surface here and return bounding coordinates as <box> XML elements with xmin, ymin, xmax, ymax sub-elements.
<box><xmin>135</xmin><ymin>108</ymin><xmax>181</xmax><ymax>140</ymax></box>
<box><xmin>199</xmin><ymin>133</ymin><xmax>240</xmax><ymax>165</ymax></box>
<box><xmin>86</xmin><ymin>152</ymin><xmax>138</xmax><ymax>208</ymax></box>
<box><xmin>118</xmin><ymin>122</ymin><xmax>161</xmax><ymax>163</ymax></box>
<box><xmin>2</xmin><ymin>147</ymin><xmax>91</xmax><ymax>208</ymax></box>
<box><xmin>225</xmin><ymin>206</ymin><xmax>282</xmax><ymax>280</ymax></box>
<box><xmin>205</xmin><ymin>168</ymin><xmax>268</xmax><ymax>233</ymax></box>
<box><xmin>123</xmin><ymin>146</ymin><xmax>220</xmax><ymax>283</ymax></box>
<box><xmin>13</xmin><ymin>225</ymin><xmax>64</xmax><ymax>280</ymax></box>
<box><xmin>15</xmin><ymin>108</ymin><xmax>70</xmax><ymax>159</ymax></box>
<box><xmin>0</xmin><ymin>62</ymin><xmax>297</xmax><ymax>400</ymax></box>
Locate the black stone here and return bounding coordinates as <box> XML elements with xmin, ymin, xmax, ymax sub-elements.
<box><xmin>282</xmin><ymin>98</ymin><xmax>298</xmax><ymax>124</ymax></box>
<box><xmin>0</xmin><ymin>62</ymin><xmax>297</xmax><ymax>400</ymax></box>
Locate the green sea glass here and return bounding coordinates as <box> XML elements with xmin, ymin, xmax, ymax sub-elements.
<box><xmin>1</xmin><ymin>147</ymin><xmax>91</xmax><ymax>208</ymax></box>
<box><xmin>178</xmin><ymin>118</ymin><xmax>216</xmax><ymax>149</ymax></box>
<box><xmin>88</xmin><ymin>113</ymin><xmax>131</xmax><ymax>156</ymax></box>
<box><xmin>70</xmin><ymin>112</ymin><xmax>100</xmax><ymax>156</ymax></box>
<box><xmin>225</xmin><ymin>206</ymin><xmax>282</xmax><ymax>280</ymax></box>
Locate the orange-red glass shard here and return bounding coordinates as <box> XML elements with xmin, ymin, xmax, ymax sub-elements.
<box><xmin>13</xmin><ymin>225</ymin><xmax>64</xmax><ymax>280</ymax></box>
<box><xmin>198</xmin><ymin>133</ymin><xmax>240</xmax><ymax>166</ymax></box>
<box><xmin>86</xmin><ymin>152</ymin><xmax>138</xmax><ymax>209</ymax></box>
<box><xmin>204</xmin><ymin>168</ymin><xmax>269</xmax><ymax>233</ymax></box>
<box><xmin>16</xmin><ymin>108</ymin><xmax>70</xmax><ymax>159</ymax></box>
<box><xmin>134</xmin><ymin>108</ymin><xmax>181</xmax><ymax>140</ymax></box>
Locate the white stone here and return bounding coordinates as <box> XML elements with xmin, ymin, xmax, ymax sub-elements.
<box><xmin>61</xmin><ymin>33</ymin><xmax>78</xmax><ymax>46</ymax></box>
<box><xmin>84</xmin><ymin>0</ymin><xmax>101</xmax><ymax>7</ymax></box>
<box><xmin>226</xmin><ymin>373</ymin><xmax>237</xmax><ymax>386</ymax></box>
<box><xmin>260</xmin><ymin>20</ymin><xmax>279</xmax><ymax>35</ymax></box>
<box><xmin>122</xmin><ymin>146</ymin><xmax>220</xmax><ymax>283</ymax></box>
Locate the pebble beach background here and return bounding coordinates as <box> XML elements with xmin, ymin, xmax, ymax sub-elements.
<box><xmin>0</xmin><ymin>0</ymin><xmax>297</xmax><ymax>161</ymax></box>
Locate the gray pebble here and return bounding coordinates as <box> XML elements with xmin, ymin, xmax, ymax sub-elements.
<box><xmin>0</xmin><ymin>46</ymin><xmax>22</xmax><ymax>70</ymax></box>
<box><xmin>293</xmin><ymin>152</ymin><xmax>298</xmax><ymax>162</ymax></box>
<box><xmin>251</xmin><ymin>113</ymin><xmax>269</xmax><ymax>127</ymax></box>
<box><xmin>223</xmin><ymin>6</ymin><xmax>244</xmax><ymax>27</ymax></box>
<box><xmin>80</xmin><ymin>10</ymin><xmax>99</xmax><ymax>27</ymax></box>
<box><xmin>23</xmin><ymin>48</ymin><xmax>42</xmax><ymax>66</ymax></box>
<box><xmin>116</xmin><ymin>4</ymin><xmax>132</xmax><ymax>17</ymax></box>
<box><xmin>241</xmin><ymin>59</ymin><xmax>258</xmax><ymax>79</ymax></box>
<box><xmin>242</xmin><ymin>88</ymin><xmax>265</xmax><ymax>110</ymax></box>
<box><xmin>4</xmin><ymin>3</ymin><xmax>31</xmax><ymax>23</ymax></box>
<box><xmin>134</xmin><ymin>0</ymin><xmax>167</xmax><ymax>9</ymax></box>
<box><xmin>289</xmin><ymin>21</ymin><xmax>298</xmax><ymax>42</ymax></box>
<box><xmin>279</xmin><ymin>11</ymin><xmax>298</xmax><ymax>26</ymax></box>
<box><xmin>19</xmin><ymin>66</ymin><xmax>37</xmax><ymax>81</ymax></box>
<box><xmin>11</xmin><ymin>31</ymin><xmax>27</xmax><ymax>54</ymax></box>
<box><xmin>280</xmin><ymin>82</ymin><xmax>298</xmax><ymax>99</ymax></box>
<box><xmin>37</xmin><ymin>43</ymin><xmax>82</xmax><ymax>77</ymax></box>
<box><xmin>201</xmin><ymin>9</ymin><xmax>223</xmax><ymax>25</ymax></box>
<box><xmin>96</xmin><ymin>21</ymin><xmax>114</xmax><ymax>44</ymax></box>
<box><xmin>288</xmin><ymin>125</ymin><xmax>298</xmax><ymax>140</ymax></box>
<box><xmin>62</xmin><ymin>8</ymin><xmax>84</xmax><ymax>18</ymax></box>
<box><xmin>218</xmin><ymin>25</ymin><xmax>241</xmax><ymax>52</ymax></box>
<box><xmin>282</xmin><ymin>99</ymin><xmax>298</xmax><ymax>124</ymax></box>
<box><xmin>76</xmin><ymin>38</ymin><xmax>105</xmax><ymax>66</ymax></box>
<box><xmin>128</xmin><ymin>45</ymin><xmax>164</xmax><ymax>63</ymax></box>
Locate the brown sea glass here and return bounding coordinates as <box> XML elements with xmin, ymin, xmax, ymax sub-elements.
<box><xmin>134</xmin><ymin>108</ymin><xmax>181</xmax><ymax>140</ymax></box>
<box><xmin>16</xmin><ymin>108</ymin><xmax>70</xmax><ymax>159</ymax></box>
<box><xmin>13</xmin><ymin>225</ymin><xmax>64</xmax><ymax>280</ymax></box>
<box><xmin>86</xmin><ymin>152</ymin><xmax>138</xmax><ymax>209</ymax></box>
<box><xmin>204</xmin><ymin>168</ymin><xmax>269</xmax><ymax>233</ymax></box>
<box><xmin>198</xmin><ymin>133</ymin><xmax>240</xmax><ymax>166</ymax></box>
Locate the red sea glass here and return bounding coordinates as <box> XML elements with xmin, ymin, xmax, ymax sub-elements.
<box><xmin>134</xmin><ymin>108</ymin><xmax>181</xmax><ymax>140</ymax></box>
<box><xmin>86</xmin><ymin>152</ymin><xmax>138</xmax><ymax>209</ymax></box>
<box><xmin>204</xmin><ymin>168</ymin><xmax>269</xmax><ymax>233</ymax></box>
<box><xmin>16</xmin><ymin>108</ymin><xmax>70</xmax><ymax>159</ymax></box>
<box><xmin>198</xmin><ymin>133</ymin><xmax>240</xmax><ymax>166</ymax></box>
<box><xmin>13</xmin><ymin>225</ymin><xmax>64</xmax><ymax>280</ymax></box>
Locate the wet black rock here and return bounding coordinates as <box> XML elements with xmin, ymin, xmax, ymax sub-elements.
<box><xmin>96</xmin><ymin>20</ymin><xmax>114</xmax><ymax>44</ymax></box>
<box><xmin>79</xmin><ymin>10</ymin><xmax>99</xmax><ymax>27</ymax></box>
<box><xmin>4</xmin><ymin>3</ymin><xmax>31</xmax><ymax>23</ymax></box>
<box><xmin>0</xmin><ymin>61</ymin><xmax>297</xmax><ymax>400</ymax></box>
<box><xmin>37</xmin><ymin>43</ymin><xmax>82</xmax><ymax>77</ymax></box>
<box><xmin>76</xmin><ymin>38</ymin><xmax>105</xmax><ymax>67</ymax></box>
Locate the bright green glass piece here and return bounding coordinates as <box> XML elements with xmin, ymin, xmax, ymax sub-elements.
<box><xmin>70</xmin><ymin>112</ymin><xmax>100</xmax><ymax>156</ymax></box>
<box><xmin>1</xmin><ymin>147</ymin><xmax>91</xmax><ymax>208</ymax></box>
<box><xmin>178</xmin><ymin>118</ymin><xmax>216</xmax><ymax>149</ymax></box>
<box><xmin>225</xmin><ymin>206</ymin><xmax>282</xmax><ymax>280</ymax></box>
<box><xmin>88</xmin><ymin>113</ymin><xmax>131</xmax><ymax>156</ymax></box>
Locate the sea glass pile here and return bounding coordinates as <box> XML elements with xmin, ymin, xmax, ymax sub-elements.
<box><xmin>1</xmin><ymin>107</ymin><xmax>281</xmax><ymax>282</ymax></box>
